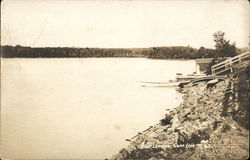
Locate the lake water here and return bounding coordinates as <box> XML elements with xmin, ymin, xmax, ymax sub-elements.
<box><xmin>1</xmin><ymin>58</ymin><xmax>196</xmax><ymax>159</ymax></box>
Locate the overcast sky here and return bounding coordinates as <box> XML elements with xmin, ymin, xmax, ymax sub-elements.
<box><xmin>1</xmin><ymin>0</ymin><xmax>249</xmax><ymax>48</ymax></box>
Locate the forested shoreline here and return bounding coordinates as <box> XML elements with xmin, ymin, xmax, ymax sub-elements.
<box><xmin>2</xmin><ymin>31</ymin><xmax>247</xmax><ymax>59</ymax></box>
<box><xmin>1</xmin><ymin>45</ymin><xmax>247</xmax><ymax>59</ymax></box>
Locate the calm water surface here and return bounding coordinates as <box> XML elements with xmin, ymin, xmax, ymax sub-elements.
<box><xmin>1</xmin><ymin>58</ymin><xmax>196</xmax><ymax>159</ymax></box>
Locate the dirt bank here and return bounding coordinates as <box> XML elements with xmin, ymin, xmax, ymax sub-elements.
<box><xmin>110</xmin><ymin>62</ymin><xmax>249</xmax><ymax>160</ymax></box>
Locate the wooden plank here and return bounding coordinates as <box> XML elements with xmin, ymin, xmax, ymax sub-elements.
<box><xmin>211</xmin><ymin>51</ymin><xmax>249</xmax><ymax>75</ymax></box>
<box><xmin>212</xmin><ymin>51</ymin><xmax>249</xmax><ymax>69</ymax></box>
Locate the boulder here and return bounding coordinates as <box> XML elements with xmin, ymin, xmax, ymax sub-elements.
<box><xmin>171</xmin><ymin>115</ymin><xmax>180</xmax><ymax>129</ymax></box>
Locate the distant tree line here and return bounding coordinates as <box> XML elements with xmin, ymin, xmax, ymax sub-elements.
<box><xmin>148</xmin><ymin>46</ymin><xmax>217</xmax><ymax>59</ymax></box>
<box><xmin>1</xmin><ymin>45</ymin><xmax>149</xmax><ymax>58</ymax></box>
<box><xmin>1</xmin><ymin>32</ymin><xmax>246</xmax><ymax>59</ymax></box>
<box><xmin>1</xmin><ymin>45</ymin><xmax>245</xmax><ymax>59</ymax></box>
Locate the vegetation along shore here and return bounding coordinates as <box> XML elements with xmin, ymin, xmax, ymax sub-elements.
<box><xmin>1</xmin><ymin>45</ymin><xmax>248</xmax><ymax>59</ymax></box>
<box><xmin>1</xmin><ymin>32</ymin><xmax>248</xmax><ymax>59</ymax></box>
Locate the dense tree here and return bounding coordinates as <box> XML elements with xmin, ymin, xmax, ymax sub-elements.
<box><xmin>213</xmin><ymin>31</ymin><xmax>237</xmax><ymax>57</ymax></box>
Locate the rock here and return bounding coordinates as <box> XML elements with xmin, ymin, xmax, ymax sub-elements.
<box><xmin>187</xmin><ymin>112</ymin><xmax>198</xmax><ymax>120</ymax></box>
<box><xmin>181</xmin><ymin>108</ymin><xmax>191</xmax><ymax>119</ymax></box>
<box><xmin>148</xmin><ymin>157</ymin><xmax>158</xmax><ymax>160</ymax></box>
<box><xmin>178</xmin><ymin>129</ymin><xmax>193</xmax><ymax>143</ymax></box>
<box><xmin>201</xmin><ymin>121</ymin><xmax>209</xmax><ymax>128</ymax></box>
<box><xmin>110</xmin><ymin>65</ymin><xmax>249</xmax><ymax>160</ymax></box>
<box><xmin>171</xmin><ymin>115</ymin><xmax>180</xmax><ymax>129</ymax></box>
<box><xmin>200</xmin><ymin>112</ymin><xmax>207</xmax><ymax>121</ymax></box>
<box><xmin>200</xmin><ymin>140</ymin><xmax>208</xmax><ymax>143</ymax></box>
<box><xmin>234</xmin><ymin>103</ymin><xmax>239</xmax><ymax>111</ymax></box>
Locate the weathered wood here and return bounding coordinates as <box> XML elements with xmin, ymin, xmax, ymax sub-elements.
<box><xmin>211</xmin><ymin>51</ymin><xmax>250</xmax><ymax>75</ymax></box>
<box><xmin>176</xmin><ymin>74</ymin><xmax>207</xmax><ymax>82</ymax></box>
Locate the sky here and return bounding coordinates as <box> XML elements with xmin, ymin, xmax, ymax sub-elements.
<box><xmin>1</xmin><ymin>0</ymin><xmax>249</xmax><ymax>48</ymax></box>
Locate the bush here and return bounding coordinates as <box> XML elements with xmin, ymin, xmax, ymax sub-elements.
<box><xmin>160</xmin><ymin>114</ymin><xmax>172</xmax><ymax>126</ymax></box>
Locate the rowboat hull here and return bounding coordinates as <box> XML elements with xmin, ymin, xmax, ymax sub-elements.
<box><xmin>139</xmin><ymin>81</ymin><xmax>188</xmax><ymax>87</ymax></box>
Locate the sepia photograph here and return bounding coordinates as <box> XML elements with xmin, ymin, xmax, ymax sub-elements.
<box><xmin>1</xmin><ymin>0</ymin><xmax>249</xmax><ymax>159</ymax></box>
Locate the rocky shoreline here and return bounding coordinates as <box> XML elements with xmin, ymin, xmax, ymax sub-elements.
<box><xmin>110</xmin><ymin>62</ymin><xmax>249</xmax><ymax>160</ymax></box>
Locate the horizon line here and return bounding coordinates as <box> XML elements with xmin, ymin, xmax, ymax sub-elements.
<box><xmin>1</xmin><ymin>44</ymin><xmax>249</xmax><ymax>49</ymax></box>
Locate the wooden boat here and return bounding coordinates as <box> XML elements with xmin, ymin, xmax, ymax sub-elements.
<box><xmin>188</xmin><ymin>75</ymin><xmax>225</xmax><ymax>86</ymax></box>
<box><xmin>175</xmin><ymin>74</ymin><xmax>208</xmax><ymax>82</ymax></box>
<box><xmin>138</xmin><ymin>80</ymin><xmax>189</xmax><ymax>87</ymax></box>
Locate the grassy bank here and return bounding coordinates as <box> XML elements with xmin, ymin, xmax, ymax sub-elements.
<box><xmin>110</xmin><ymin>62</ymin><xmax>249</xmax><ymax>160</ymax></box>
